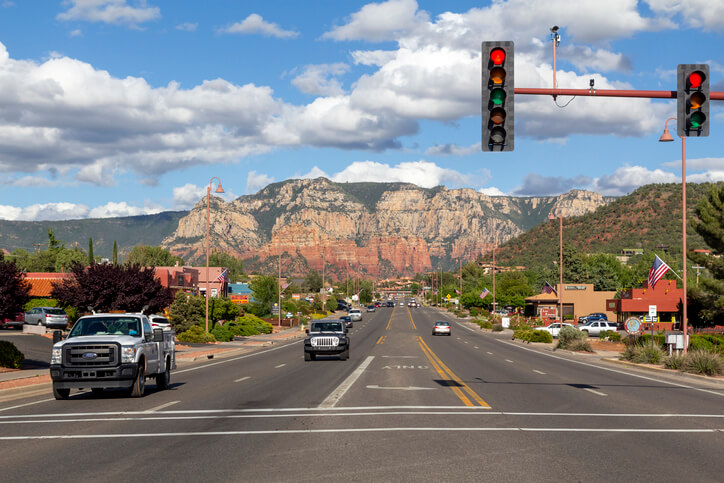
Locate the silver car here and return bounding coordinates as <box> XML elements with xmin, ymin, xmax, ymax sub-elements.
<box><xmin>578</xmin><ymin>320</ymin><xmax>618</xmax><ymax>337</ymax></box>
<box><xmin>349</xmin><ymin>309</ymin><xmax>362</xmax><ymax>322</ymax></box>
<box><xmin>24</xmin><ymin>307</ymin><xmax>69</xmax><ymax>329</ymax></box>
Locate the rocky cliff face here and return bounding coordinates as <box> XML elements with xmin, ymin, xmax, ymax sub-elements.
<box><xmin>162</xmin><ymin>178</ymin><xmax>609</xmax><ymax>278</ymax></box>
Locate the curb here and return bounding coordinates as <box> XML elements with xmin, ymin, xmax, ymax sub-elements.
<box><xmin>603</xmin><ymin>357</ymin><xmax>724</xmax><ymax>386</ymax></box>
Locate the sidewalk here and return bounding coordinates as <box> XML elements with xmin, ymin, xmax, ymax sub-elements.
<box><xmin>0</xmin><ymin>325</ymin><xmax>306</xmax><ymax>391</ymax></box>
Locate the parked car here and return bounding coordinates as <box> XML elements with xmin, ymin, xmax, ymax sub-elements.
<box><xmin>578</xmin><ymin>313</ymin><xmax>608</xmax><ymax>324</ymax></box>
<box><xmin>349</xmin><ymin>308</ymin><xmax>362</xmax><ymax>321</ymax></box>
<box><xmin>149</xmin><ymin>315</ymin><xmax>171</xmax><ymax>329</ymax></box>
<box><xmin>432</xmin><ymin>321</ymin><xmax>451</xmax><ymax>336</ymax></box>
<box><xmin>578</xmin><ymin>320</ymin><xmax>618</xmax><ymax>337</ymax></box>
<box><xmin>24</xmin><ymin>307</ymin><xmax>69</xmax><ymax>329</ymax></box>
<box><xmin>534</xmin><ymin>322</ymin><xmax>576</xmax><ymax>338</ymax></box>
<box><xmin>340</xmin><ymin>315</ymin><xmax>353</xmax><ymax>328</ymax></box>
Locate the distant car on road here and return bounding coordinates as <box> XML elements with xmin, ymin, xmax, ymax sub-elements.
<box><xmin>578</xmin><ymin>320</ymin><xmax>618</xmax><ymax>337</ymax></box>
<box><xmin>349</xmin><ymin>309</ymin><xmax>362</xmax><ymax>321</ymax></box>
<box><xmin>340</xmin><ymin>315</ymin><xmax>353</xmax><ymax>328</ymax></box>
<box><xmin>149</xmin><ymin>315</ymin><xmax>171</xmax><ymax>329</ymax></box>
<box><xmin>367</xmin><ymin>305</ymin><xmax>376</xmax><ymax>312</ymax></box>
<box><xmin>24</xmin><ymin>307</ymin><xmax>68</xmax><ymax>329</ymax></box>
<box><xmin>578</xmin><ymin>313</ymin><xmax>608</xmax><ymax>324</ymax></box>
<box><xmin>534</xmin><ymin>322</ymin><xmax>575</xmax><ymax>338</ymax></box>
<box><xmin>432</xmin><ymin>321</ymin><xmax>451</xmax><ymax>336</ymax></box>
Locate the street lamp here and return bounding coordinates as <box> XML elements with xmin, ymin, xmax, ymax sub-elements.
<box><xmin>205</xmin><ymin>176</ymin><xmax>224</xmax><ymax>333</ymax></box>
<box><xmin>548</xmin><ymin>212</ymin><xmax>563</xmax><ymax>324</ymax></box>
<box><xmin>659</xmin><ymin>117</ymin><xmax>688</xmax><ymax>353</ymax></box>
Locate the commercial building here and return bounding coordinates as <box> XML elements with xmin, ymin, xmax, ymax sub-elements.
<box><xmin>607</xmin><ymin>279</ymin><xmax>683</xmax><ymax>328</ymax></box>
<box><xmin>525</xmin><ymin>284</ymin><xmax>616</xmax><ymax>322</ymax></box>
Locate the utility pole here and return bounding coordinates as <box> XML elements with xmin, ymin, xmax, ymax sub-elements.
<box><xmin>278</xmin><ymin>249</ymin><xmax>282</xmax><ymax>326</ymax></box>
<box><xmin>693</xmin><ymin>265</ymin><xmax>705</xmax><ymax>287</ymax></box>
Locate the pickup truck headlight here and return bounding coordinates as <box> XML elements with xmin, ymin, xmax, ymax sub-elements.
<box><xmin>51</xmin><ymin>348</ymin><xmax>62</xmax><ymax>365</ymax></box>
<box><xmin>121</xmin><ymin>346</ymin><xmax>137</xmax><ymax>363</ymax></box>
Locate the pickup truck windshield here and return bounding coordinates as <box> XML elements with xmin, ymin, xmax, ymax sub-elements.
<box><xmin>69</xmin><ymin>317</ymin><xmax>142</xmax><ymax>337</ymax></box>
<box><xmin>310</xmin><ymin>322</ymin><xmax>343</xmax><ymax>332</ymax></box>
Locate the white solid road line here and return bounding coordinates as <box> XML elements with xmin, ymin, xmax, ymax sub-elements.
<box><xmin>275</xmin><ymin>364</ymin><xmax>286</xmax><ymax>368</ymax></box>
<box><xmin>234</xmin><ymin>376</ymin><xmax>251</xmax><ymax>383</ymax></box>
<box><xmin>497</xmin><ymin>339</ymin><xmax>724</xmax><ymax>398</ymax></box>
<box><xmin>583</xmin><ymin>388</ymin><xmax>608</xmax><ymax>397</ymax></box>
<box><xmin>319</xmin><ymin>356</ymin><xmax>375</xmax><ymax>408</ymax></box>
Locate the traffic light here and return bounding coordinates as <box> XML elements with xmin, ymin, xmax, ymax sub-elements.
<box><xmin>482</xmin><ymin>41</ymin><xmax>514</xmax><ymax>151</ymax></box>
<box><xmin>677</xmin><ymin>64</ymin><xmax>709</xmax><ymax>137</ymax></box>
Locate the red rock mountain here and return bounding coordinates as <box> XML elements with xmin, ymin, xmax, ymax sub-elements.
<box><xmin>161</xmin><ymin>178</ymin><xmax>609</xmax><ymax>279</ymax></box>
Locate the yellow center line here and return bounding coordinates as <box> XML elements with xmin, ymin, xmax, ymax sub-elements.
<box><xmin>406</xmin><ymin>306</ymin><xmax>417</xmax><ymax>330</ymax></box>
<box><xmin>385</xmin><ymin>306</ymin><xmax>396</xmax><ymax>330</ymax></box>
<box><xmin>418</xmin><ymin>337</ymin><xmax>491</xmax><ymax>408</ymax></box>
<box><xmin>418</xmin><ymin>337</ymin><xmax>472</xmax><ymax>406</ymax></box>
<box><xmin>376</xmin><ymin>336</ymin><xmax>386</xmax><ymax>344</ymax></box>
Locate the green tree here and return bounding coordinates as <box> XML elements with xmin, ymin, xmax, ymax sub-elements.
<box><xmin>304</xmin><ymin>270</ymin><xmax>323</xmax><ymax>293</ymax></box>
<box><xmin>0</xmin><ymin>252</ymin><xmax>31</xmax><ymax>321</ymax></box>
<box><xmin>168</xmin><ymin>292</ymin><xmax>205</xmax><ymax>333</ymax></box>
<box><xmin>249</xmin><ymin>275</ymin><xmax>278</xmax><ymax>316</ymax></box>
<box><xmin>127</xmin><ymin>245</ymin><xmax>183</xmax><ymax>267</ymax></box>
<box><xmin>88</xmin><ymin>237</ymin><xmax>94</xmax><ymax>265</ymax></box>
<box><xmin>583</xmin><ymin>253</ymin><xmax>623</xmax><ymax>291</ymax></box>
<box><xmin>112</xmin><ymin>241</ymin><xmax>118</xmax><ymax>265</ymax></box>
<box><xmin>324</xmin><ymin>295</ymin><xmax>338</xmax><ymax>313</ymax></box>
<box><xmin>209</xmin><ymin>297</ymin><xmax>241</xmax><ymax>326</ymax></box>
<box><xmin>562</xmin><ymin>242</ymin><xmax>587</xmax><ymax>284</ymax></box>
<box><xmin>55</xmin><ymin>248</ymin><xmax>87</xmax><ymax>272</ymax></box>
<box><xmin>689</xmin><ymin>183</ymin><xmax>724</xmax><ymax>325</ymax></box>
<box><xmin>209</xmin><ymin>250</ymin><xmax>245</xmax><ymax>282</ymax></box>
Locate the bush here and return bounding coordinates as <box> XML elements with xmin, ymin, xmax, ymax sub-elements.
<box><xmin>664</xmin><ymin>353</ymin><xmax>686</xmax><ymax>370</ymax></box>
<box><xmin>635</xmin><ymin>334</ymin><xmax>665</xmax><ymax>349</ymax></box>
<box><xmin>620</xmin><ymin>345</ymin><xmax>637</xmax><ymax>361</ymax></box>
<box><xmin>599</xmin><ymin>330</ymin><xmax>622</xmax><ymax>342</ymax></box>
<box><xmin>492</xmin><ymin>323</ymin><xmax>504</xmax><ymax>332</ymax></box>
<box><xmin>470</xmin><ymin>307</ymin><xmax>480</xmax><ymax>317</ymax></box>
<box><xmin>0</xmin><ymin>340</ymin><xmax>24</xmax><ymax>368</ymax></box>
<box><xmin>529</xmin><ymin>330</ymin><xmax>553</xmax><ymax>343</ymax></box>
<box><xmin>568</xmin><ymin>339</ymin><xmax>594</xmax><ymax>352</ymax></box>
<box><xmin>632</xmin><ymin>345</ymin><xmax>665</xmax><ymax>364</ymax></box>
<box><xmin>683</xmin><ymin>350</ymin><xmax>723</xmax><ymax>376</ymax></box>
<box><xmin>476</xmin><ymin>319</ymin><xmax>493</xmax><ymax>329</ymax></box>
<box><xmin>211</xmin><ymin>324</ymin><xmax>234</xmax><ymax>342</ymax></box>
<box><xmin>512</xmin><ymin>328</ymin><xmax>532</xmax><ymax>341</ymax></box>
<box><xmin>556</xmin><ymin>326</ymin><xmax>587</xmax><ymax>350</ymax></box>
<box><xmin>689</xmin><ymin>334</ymin><xmax>724</xmax><ymax>355</ymax></box>
<box><xmin>177</xmin><ymin>325</ymin><xmax>216</xmax><ymax>344</ymax></box>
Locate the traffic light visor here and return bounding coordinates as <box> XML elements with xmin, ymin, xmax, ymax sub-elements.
<box><xmin>490</xmin><ymin>48</ymin><xmax>506</xmax><ymax>65</ymax></box>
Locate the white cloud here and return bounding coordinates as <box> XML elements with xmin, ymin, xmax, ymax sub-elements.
<box><xmin>298</xmin><ymin>166</ymin><xmax>329</xmax><ymax>179</ymax></box>
<box><xmin>2</xmin><ymin>1</ymin><xmax>14</xmax><ymax>7</ymax></box>
<box><xmin>175</xmin><ymin>22</ymin><xmax>197</xmax><ymax>32</ymax></box>
<box><xmin>57</xmin><ymin>0</ymin><xmax>160</xmax><ymax>27</ymax></box>
<box><xmin>88</xmin><ymin>201</ymin><xmax>161</xmax><ymax>218</ymax></box>
<box><xmin>0</xmin><ymin>202</ymin><xmax>89</xmax><ymax>221</ymax></box>
<box><xmin>172</xmin><ymin>183</ymin><xmax>206</xmax><ymax>209</ymax></box>
<box><xmin>291</xmin><ymin>63</ymin><xmax>349</xmax><ymax>96</ymax></box>
<box><xmin>662</xmin><ymin>157</ymin><xmax>724</xmax><ymax>171</ymax></box>
<box><xmin>219</xmin><ymin>14</ymin><xmax>298</xmax><ymax>38</ymax></box>
<box><xmin>329</xmin><ymin>160</ymin><xmax>467</xmax><ymax>188</ymax></box>
<box><xmin>647</xmin><ymin>0</ymin><xmax>724</xmax><ymax>32</ymax></box>
<box><xmin>69</xmin><ymin>29</ymin><xmax>83</xmax><ymax>37</ymax></box>
<box><xmin>246</xmin><ymin>171</ymin><xmax>274</xmax><ymax>194</ymax></box>
<box><xmin>324</xmin><ymin>0</ymin><xmax>428</xmax><ymax>42</ymax></box>
<box><xmin>478</xmin><ymin>187</ymin><xmax>507</xmax><ymax>197</ymax></box>
<box><xmin>594</xmin><ymin>165</ymin><xmax>678</xmax><ymax>195</ymax></box>
<box><xmin>513</xmin><ymin>173</ymin><xmax>594</xmax><ymax>196</ymax></box>
<box><xmin>426</xmin><ymin>142</ymin><xmax>480</xmax><ymax>156</ymax></box>
<box><xmin>350</xmin><ymin>50</ymin><xmax>397</xmax><ymax>67</ymax></box>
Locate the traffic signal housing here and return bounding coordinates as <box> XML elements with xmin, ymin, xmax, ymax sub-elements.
<box><xmin>677</xmin><ymin>64</ymin><xmax>709</xmax><ymax>137</ymax></box>
<box><xmin>482</xmin><ymin>41</ymin><xmax>514</xmax><ymax>151</ymax></box>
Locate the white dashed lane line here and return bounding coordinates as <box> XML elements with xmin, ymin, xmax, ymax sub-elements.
<box><xmin>533</xmin><ymin>370</ymin><xmax>546</xmax><ymax>375</ymax></box>
<box><xmin>275</xmin><ymin>364</ymin><xmax>286</xmax><ymax>369</ymax></box>
<box><xmin>234</xmin><ymin>376</ymin><xmax>251</xmax><ymax>383</ymax></box>
<box><xmin>584</xmin><ymin>388</ymin><xmax>608</xmax><ymax>397</ymax></box>
<box><xmin>505</xmin><ymin>359</ymin><xmax>514</xmax><ymax>363</ymax></box>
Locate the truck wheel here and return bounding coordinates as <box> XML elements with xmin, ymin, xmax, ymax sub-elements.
<box><xmin>156</xmin><ymin>359</ymin><xmax>170</xmax><ymax>390</ymax></box>
<box><xmin>304</xmin><ymin>352</ymin><xmax>312</xmax><ymax>361</ymax></box>
<box><xmin>130</xmin><ymin>362</ymin><xmax>145</xmax><ymax>397</ymax></box>
<box><xmin>53</xmin><ymin>384</ymin><xmax>70</xmax><ymax>400</ymax></box>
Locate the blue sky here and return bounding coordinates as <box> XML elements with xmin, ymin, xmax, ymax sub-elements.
<box><xmin>0</xmin><ymin>0</ymin><xmax>722</xmax><ymax>221</ymax></box>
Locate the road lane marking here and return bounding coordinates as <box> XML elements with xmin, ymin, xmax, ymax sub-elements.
<box><xmin>376</xmin><ymin>336</ymin><xmax>386</xmax><ymax>344</ymax></box>
<box><xmin>319</xmin><ymin>356</ymin><xmax>375</xmax><ymax>408</ymax></box>
<box><xmin>0</xmin><ymin>398</ymin><xmax>55</xmax><ymax>412</ymax></box>
<box><xmin>3</xmin><ymin>427</ymin><xmax>720</xmax><ymax>440</ymax></box>
<box><xmin>275</xmin><ymin>364</ymin><xmax>286</xmax><ymax>369</ymax></box>
<box><xmin>234</xmin><ymin>376</ymin><xmax>251</xmax><ymax>383</ymax></box>
<box><xmin>474</xmin><ymin>346</ymin><xmax>479</xmax><ymax>349</ymax></box>
<box><xmin>496</xmin><ymin>340</ymin><xmax>724</xmax><ymax>398</ymax></box>
<box><xmin>175</xmin><ymin>339</ymin><xmax>302</xmax><ymax>375</ymax></box>
<box><xmin>366</xmin><ymin>385</ymin><xmax>436</xmax><ymax>391</ymax></box>
<box><xmin>385</xmin><ymin>306</ymin><xmax>396</xmax><ymax>330</ymax></box>
<box><xmin>406</xmin><ymin>307</ymin><xmax>417</xmax><ymax>330</ymax></box>
<box><xmin>505</xmin><ymin>359</ymin><xmax>514</xmax><ymax>363</ymax></box>
<box><xmin>487</xmin><ymin>352</ymin><xmax>493</xmax><ymax>355</ymax></box>
<box><xmin>418</xmin><ymin>337</ymin><xmax>491</xmax><ymax>408</ymax></box>
<box><xmin>417</xmin><ymin>338</ymin><xmax>471</xmax><ymax>406</ymax></box>
<box><xmin>381</xmin><ymin>356</ymin><xmax>418</xmax><ymax>358</ymax></box>
<box><xmin>145</xmin><ymin>401</ymin><xmax>180</xmax><ymax>412</ymax></box>
<box><xmin>533</xmin><ymin>370</ymin><xmax>546</xmax><ymax>375</ymax></box>
<box><xmin>584</xmin><ymin>388</ymin><xmax>608</xmax><ymax>397</ymax></box>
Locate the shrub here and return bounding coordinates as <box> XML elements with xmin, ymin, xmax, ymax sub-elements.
<box><xmin>664</xmin><ymin>353</ymin><xmax>686</xmax><ymax>370</ymax></box>
<box><xmin>177</xmin><ymin>325</ymin><xmax>216</xmax><ymax>343</ymax></box>
<box><xmin>310</xmin><ymin>313</ymin><xmax>327</xmax><ymax>320</ymax></box>
<box><xmin>470</xmin><ymin>307</ymin><xmax>480</xmax><ymax>317</ymax></box>
<box><xmin>683</xmin><ymin>350</ymin><xmax>723</xmax><ymax>376</ymax></box>
<box><xmin>528</xmin><ymin>330</ymin><xmax>553</xmax><ymax>343</ymax></box>
<box><xmin>635</xmin><ymin>334</ymin><xmax>665</xmax><ymax>349</ymax></box>
<box><xmin>211</xmin><ymin>325</ymin><xmax>234</xmax><ymax>342</ymax></box>
<box><xmin>512</xmin><ymin>328</ymin><xmax>532</xmax><ymax>341</ymax></box>
<box><xmin>477</xmin><ymin>319</ymin><xmax>493</xmax><ymax>329</ymax></box>
<box><xmin>599</xmin><ymin>330</ymin><xmax>622</xmax><ymax>342</ymax></box>
<box><xmin>632</xmin><ymin>345</ymin><xmax>665</xmax><ymax>364</ymax></box>
<box><xmin>620</xmin><ymin>345</ymin><xmax>637</xmax><ymax>361</ymax></box>
<box><xmin>492</xmin><ymin>323</ymin><xmax>504</xmax><ymax>332</ymax></box>
<box><xmin>556</xmin><ymin>326</ymin><xmax>588</xmax><ymax>350</ymax></box>
<box><xmin>568</xmin><ymin>339</ymin><xmax>594</xmax><ymax>352</ymax></box>
<box><xmin>0</xmin><ymin>340</ymin><xmax>24</xmax><ymax>369</ymax></box>
<box><xmin>689</xmin><ymin>335</ymin><xmax>724</xmax><ymax>355</ymax></box>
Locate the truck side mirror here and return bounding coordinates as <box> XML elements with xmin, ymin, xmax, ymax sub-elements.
<box><xmin>153</xmin><ymin>328</ymin><xmax>164</xmax><ymax>342</ymax></box>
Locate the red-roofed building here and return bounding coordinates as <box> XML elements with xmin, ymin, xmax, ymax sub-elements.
<box><xmin>23</xmin><ymin>273</ymin><xmax>72</xmax><ymax>297</ymax></box>
<box><xmin>153</xmin><ymin>265</ymin><xmax>227</xmax><ymax>298</ymax></box>
<box><xmin>607</xmin><ymin>279</ymin><xmax>683</xmax><ymax>328</ymax></box>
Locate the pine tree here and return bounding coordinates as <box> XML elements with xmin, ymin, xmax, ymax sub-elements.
<box><xmin>689</xmin><ymin>183</ymin><xmax>724</xmax><ymax>324</ymax></box>
<box><xmin>88</xmin><ymin>238</ymin><xmax>94</xmax><ymax>265</ymax></box>
<box><xmin>112</xmin><ymin>241</ymin><xmax>118</xmax><ymax>265</ymax></box>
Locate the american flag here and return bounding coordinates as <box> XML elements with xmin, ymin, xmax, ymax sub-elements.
<box><xmin>455</xmin><ymin>289</ymin><xmax>460</xmax><ymax>294</ymax></box>
<box><xmin>542</xmin><ymin>281</ymin><xmax>557</xmax><ymax>295</ymax></box>
<box><xmin>480</xmin><ymin>288</ymin><xmax>489</xmax><ymax>299</ymax></box>
<box><xmin>648</xmin><ymin>255</ymin><xmax>670</xmax><ymax>289</ymax></box>
<box><xmin>214</xmin><ymin>269</ymin><xmax>227</xmax><ymax>283</ymax></box>
<box><xmin>281</xmin><ymin>282</ymin><xmax>290</xmax><ymax>290</ymax></box>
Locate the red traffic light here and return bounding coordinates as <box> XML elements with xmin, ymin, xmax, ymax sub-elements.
<box><xmin>687</xmin><ymin>72</ymin><xmax>703</xmax><ymax>89</ymax></box>
<box><xmin>490</xmin><ymin>48</ymin><xmax>506</xmax><ymax>65</ymax></box>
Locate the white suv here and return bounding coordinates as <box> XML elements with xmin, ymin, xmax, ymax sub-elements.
<box><xmin>578</xmin><ymin>320</ymin><xmax>617</xmax><ymax>337</ymax></box>
<box><xmin>349</xmin><ymin>309</ymin><xmax>362</xmax><ymax>322</ymax></box>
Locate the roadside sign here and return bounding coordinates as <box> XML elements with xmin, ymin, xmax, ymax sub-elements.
<box><xmin>624</xmin><ymin>316</ymin><xmax>641</xmax><ymax>335</ymax></box>
<box><xmin>446</xmin><ymin>294</ymin><xmax>451</xmax><ymax>300</ymax></box>
<box><xmin>648</xmin><ymin>305</ymin><xmax>657</xmax><ymax>319</ymax></box>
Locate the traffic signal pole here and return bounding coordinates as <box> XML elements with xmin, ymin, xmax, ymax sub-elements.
<box><xmin>514</xmin><ymin>87</ymin><xmax>724</xmax><ymax>100</ymax></box>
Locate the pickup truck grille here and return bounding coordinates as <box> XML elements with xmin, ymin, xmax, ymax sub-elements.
<box><xmin>311</xmin><ymin>337</ymin><xmax>339</xmax><ymax>348</ymax></box>
<box><xmin>64</xmin><ymin>344</ymin><xmax>118</xmax><ymax>367</ymax></box>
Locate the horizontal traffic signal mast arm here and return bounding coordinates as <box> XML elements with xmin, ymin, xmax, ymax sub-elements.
<box><xmin>515</xmin><ymin>88</ymin><xmax>724</xmax><ymax>100</ymax></box>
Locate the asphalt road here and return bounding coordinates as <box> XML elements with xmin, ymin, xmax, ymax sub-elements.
<box><xmin>1</xmin><ymin>305</ymin><xmax>723</xmax><ymax>482</ymax></box>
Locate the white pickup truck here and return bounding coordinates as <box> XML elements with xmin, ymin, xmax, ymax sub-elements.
<box><xmin>50</xmin><ymin>313</ymin><xmax>175</xmax><ymax>400</ymax></box>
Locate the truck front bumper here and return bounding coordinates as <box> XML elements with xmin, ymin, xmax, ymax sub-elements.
<box><xmin>50</xmin><ymin>363</ymin><xmax>138</xmax><ymax>389</ymax></box>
